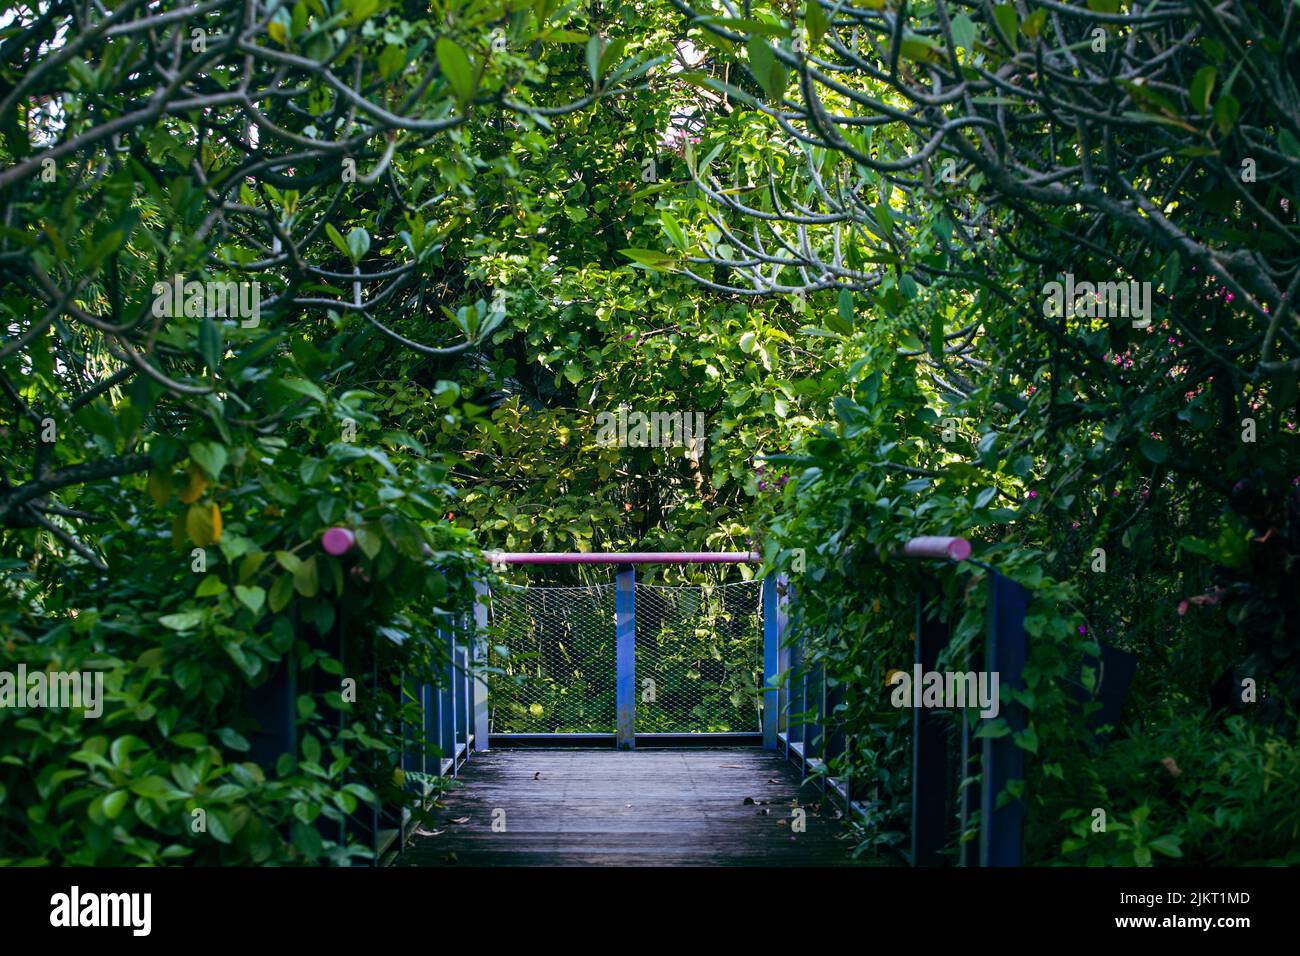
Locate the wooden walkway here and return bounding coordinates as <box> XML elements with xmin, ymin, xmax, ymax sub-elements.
<box><xmin>397</xmin><ymin>748</ymin><xmax>864</xmax><ymax>866</ymax></box>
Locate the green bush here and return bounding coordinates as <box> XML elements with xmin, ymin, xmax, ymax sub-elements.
<box><xmin>1</xmin><ymin>402</ymin><xmax>479</xmax><ymax>865</ymax></box>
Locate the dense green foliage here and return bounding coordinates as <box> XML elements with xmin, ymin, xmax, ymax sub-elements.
<box><xmin>2</xmin><ymin>0</ymin><xmax>1296</xmax><ymax>866</ymax></box>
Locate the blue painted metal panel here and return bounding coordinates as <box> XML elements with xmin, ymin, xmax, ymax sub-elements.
<box><xmin>777</xmin><ymin>578</ymin><xmax>791</xmax><ymax>753</ymax></box>
<box><xmin>472</xmin><ymin>581</ymin><xmax>491</xmax><ymax>751</ymax></box>
<box><xmin>440</xmin><ymin>625</ymin><xmax>456</xmax><ymax>774</ymax></box>
<box><xmin>912</xmin><ymin>586</ymin><xmax>951</xmax><ymax>866</ymax></box>
<box><xmin>981</xmin><ymin>571</ymin><xmax>1028</xmax><ymax>867</ymax></box>
<box><xmin>422</xmin><ymin>682</ymin><xmax>435</xmax><ymax>776</ymax></box>
<box><xmin>454</xmin><ymin>621</ymin><xmax>469</xmax><ymax>764</ymax></box>
<box><xmin>615</xmin><ymin>565</ymin><xmax>636</xmax><ymax>750</ymax></box>
<box><xmin>761</xmin><ymin>575</ymin><xmax>781</xmax><ymax>749</ymax></box>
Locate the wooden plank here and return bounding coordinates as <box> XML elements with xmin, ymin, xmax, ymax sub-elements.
<box><xmin>397</xmin><ymin>749</ymin><xmax>865</xmax><ymax>867</ymax></box>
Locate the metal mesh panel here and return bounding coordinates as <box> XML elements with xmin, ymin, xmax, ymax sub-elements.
<box><xmin>487</xmin><ymin>583</ymin><xmax>617</xmax><ymax>733</ymax></box>
<box><xmin>634</xmin><ymin>580</ymin><xmax>763</xmax><ymax>733</ymax></box>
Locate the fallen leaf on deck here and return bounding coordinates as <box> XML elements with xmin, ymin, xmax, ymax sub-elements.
<box><xmin>450</xmin><ymin>816</ymin><xmax>471</xmax><ymax>824</ymax></box>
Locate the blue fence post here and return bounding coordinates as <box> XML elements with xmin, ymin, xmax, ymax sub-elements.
<box><xmin>422</xmin><ymin>682</ymin><xmax>436</xmax><ymax>776</ymax></box>
<box><xmin>454</xmin><ymin>623</ymin><xmax>469</xmax><ymax>769</ymax></box>
<box><xmin>911</xmin><ymin>585</ymin><xmax>950</xmax><ymax>866</ymax></box>
<box><xmin>440</xmin><ymin>625</ymin><xmax>456</xmax><ymax>774</ymax></box>
<box><xmin>777</xmin><ymin>579</ymin><xmax>792</xmax><ymax>754</ymax></box>
<box><xmin>472</xmin><ymin>582</ymin><xmax>491</xmax><ymax>752</ymax></box>
<box><xmin>761</xmin><ymin>574</ymin><xmax>782</xmax><ymax>750</ymax></box>
<box><xmin>615</xmin><ymin>564</ymin><xmax>636</xmax><ymax>750</ymax></box>
<box><xmin>981</xmin><ymin>571</ymin><xmax>1028</xmax><ymax>867</ymax></box>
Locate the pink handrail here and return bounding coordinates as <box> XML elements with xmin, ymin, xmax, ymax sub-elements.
<box><xmin>485</xmin><ymin>539</ymin><xmax>971</xmax><ymax>565</ymax></box>
<box><xmin>484</xmin><ymin>551</ymin><xmax>761</xmax><ymax>565</ymax></box>
<box><xmin>900</xmin><ymin>536</ymin><xmax>972</xmax><ymax>562</ymax></box>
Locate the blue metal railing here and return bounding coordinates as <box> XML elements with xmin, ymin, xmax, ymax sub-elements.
<box><xmin>483</xmin><ymin>552</ymin><xmax>764</xmax><ymax>748</ymax></box>
<box><xmin>764</xmin><ymin>540</ymin><xmax>1029</xmax><ymax>867</ymax></box>
<box><xmin>244</xmin><ymin>545</ymin><xmax>1028</xmax><ymax>864</ymax></box>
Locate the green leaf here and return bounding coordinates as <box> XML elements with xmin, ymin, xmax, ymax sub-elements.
<box><xmin>545</xmin><ymin>29</ymin><xmax>589</xmax><ymax>43</ymax></box>
<box><xmin>279</xmin><ymin>378</ymin><xmax>327</xmax><ymax>403</ymax></box>
<box><xmin>660</xmin><ymin>210</ymin><xmax>687</xmax><ymax>252</ymax></box>
<box><xmin>436</xmin><ymin>38</ymin><xmax>477</xmax><ymax>105</ymax></box>
<box><xmin>275</xmin><ymin>550</ymin><xmax>304</xmax><ymax>574</ymax></box>
<box><xmin>928</xmin><ymin>312</ymin><xmax>944</xmax><ymax>358</ymax></box>
<box><xmin>1021</xmin><ymin>8</ymin><xmax>1047</xmax><ymax>38</ymax></box>
<box><xmin>1213</xmin><ymin>92</ymin><xmax>1240</xmax><ymax>136</ymax></box>
<box><xmin>216</xmin><ymin>727</ymin><xmax>250</xmax><ymax>751</ymax></box>
<box><xmin>199</xmin><ymin>316</ymin><xmax>222</xmax><ymax>372</ymax></box>
<box><xmin>826</xmin><ymin>287</ymin><xmax>854</xmax><ymax>335</ymax></box>
<box><xmin>189</xmin><ymin>441</ymin><xmax>228</xmax><ymax>481</ymax></box>
<box><xmin>586</xmin><ymin>35</ymin><xmax>602</xmax><ymax>84</ymax></box>
<box><xmin>899</xmin><ymin>34</ymin><xmax>944</xmax><ymax>65</ymax></box>
<box><xmin>159</xmin><ymin>610</ymin><xmax>203</xmax><ymax>631</ymax></box>
<box><xmin>346</xmin><ymin>226</ymin><xmax>370</xmax><ymax>263</ymax></box>
<box><xmin>293</xmin><ymin>556</ymin><xmax>319</xmax><ymax>597</ymax></box>
<box><xmin>1190</xmin><ymin>66</ymin><xmax>1216</xmax><ymax>115</ymax></box>
<box><xmin>342</xmin><ymin>0</ymin><xmax>378</xmax><ymax>24</ymax></box>
<box><xmin>325</xmin><ymin>223</ymin><xmax>350</xmax><ymax>259</ymax></box>
<box><xmin>1014</xmin><ymin>726</ymin><xmax>1039</xmax><ymax>754</ymax></box>
<box><xmin>269</xmin><ymin>573</ymin><xmax>295</xmax><ymax>612</ymax></box>
<box><xmin>235</xmin><ymin>585</ymin><xmax>266</xmax><ymax>615</ymax></box>
<box><xmin>129</xmin><ymin>775</ymin><xmax>172</xmax><ymax>797</ymax></box>
<box><xmin>379</xmin><ymin>43</ymin><xmax>406</xmax><ymax>80</ymax></box>
<box><xmin>1149</xmin><ymin>834</ymin><xmax>1184</xmax><ymax>858</ymax></box>
<box><xmin>355</xmin><ymin>526</ymin><xmax>381</xmax><ymax>559</ymax></box>
<box><xmin>102</xmin><ymin>790</ymin><xmax>129</xmax><ymax>820</ymax></box>
<box><xmin>974</xmin><ymin>719</ymin><xmax>1011</xmax><ymax>739</ymax></box>
<box><xmin>805</xmin><ymin>0</ymin><xmax>829</xmax><ymax>46</ymax></box>
<box><xmin>949</xmin><ymin>13</ymin><xmax>977</xmax><ymax>53</ymax></box>
<box><xmin>993</xmin><ymin>4</ymin><xmax>1019</xmax><ymax>52</ymax></box>
<box><xmin>746</xmin><ymin>36</ymin><xmax>788</xmax><ymax>101</ymax></box>
<box><xmin>898</xmin><ymin>330</ymin><xmax>924</xmax><ymax>352</ymax></box>
<box><xmin>1279</xmin><ymin>127</ymin><xmax>1300</xmax><ymax>160</ymax></box>
<box><xmin>195</xmin><ymin>575</ymin><xmax>227</xmax><ymax>598</ymax></box>
<box><xmin>618</xmin><ymin>248</ymin><xmax>679</xmax><ymax>272</ymax></box>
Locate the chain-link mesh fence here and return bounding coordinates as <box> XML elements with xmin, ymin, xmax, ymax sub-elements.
<box><xmin>634</xmin><ymin>581</ymin><xmax>762</xmax><ymax>733</ymax></box>
<box><xmin>485</xmin><ymin>575</ymin><xmax>763</xmax><ymax>735</ymax></box>
<box><xmin>487</xmin><ymin>583</ymin><xmax>617</xmax><ymax>733</ymax></box>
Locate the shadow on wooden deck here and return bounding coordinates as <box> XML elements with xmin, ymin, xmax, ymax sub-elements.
<box><xmin>395</xmin><ymin>748</ymin><xmax>865</xmax><ymax>866</ymax></box>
